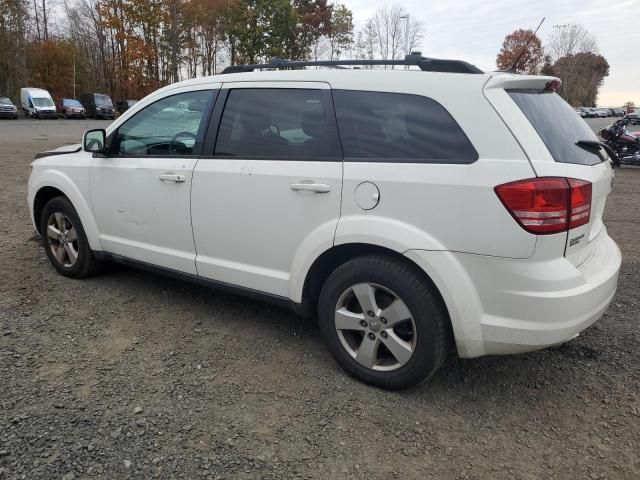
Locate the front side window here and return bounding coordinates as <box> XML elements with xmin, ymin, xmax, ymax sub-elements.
<box><xmin>115</xmin><ymin>90</ymin><xmax>213</xmax><ymax>156</ymax></box>
<box><xmin>215</xmin><ymin>88</ymin><xmax>341</xmax><ymax>159</ymax></box>
<box><xmin>332</xmin><ymin>90</ymin><xmax>478</xmax><ymax>163</ymax></box>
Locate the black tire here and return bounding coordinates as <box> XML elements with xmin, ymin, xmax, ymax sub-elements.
<box><xmin>318</xmin><ymin>255</ymin><xmax>450</xmax><ymax>390</ymax></box>
<box><xmin>40</xmin><ymin>196</ymin><xmax>100</xmax><ymax>278</ymax></box>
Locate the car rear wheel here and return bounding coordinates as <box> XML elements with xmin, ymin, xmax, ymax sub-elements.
<box><xmin>318</xmin><ymin>255</ymin><xmax>450</xmax><ymax>390</ymax></box>
<box><xmin>40</xmin><ymin>197</ymin><xmax>100</xmax><ymax>278</ymax></box>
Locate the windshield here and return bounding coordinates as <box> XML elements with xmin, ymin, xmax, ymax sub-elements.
<box><xmin>95</xmin><ymin>94</ymin><xmax>113</xmax><ymax>107</ymax></box>
<box><xmin>63</xmin><ymin>99</ymin><xmax>82</xmax><ymax>107</ymax></box>
<box><xmin>0</xmin><ymin>97</ymin><xmax>12</xmax><ymax>105</ymax></box>
<box><xmin>32</xmin><ymin>97</ymin><xmax>54</xmax><ymax>107</ymax></box>
<box><xmin>508</xmin><ymin>90</ymin><xmax>603</xmax><ymax>166</ymax></box>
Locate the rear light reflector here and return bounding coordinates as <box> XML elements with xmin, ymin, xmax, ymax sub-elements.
<box><xmin>495</xmin><ymin>177</ymin><xmax>591</xmax><ymax>235</ymax></box>
<box><xmin>568</xmin><ymin>178</ymin><xmax>591</xmax><ymax>229</ymax></box>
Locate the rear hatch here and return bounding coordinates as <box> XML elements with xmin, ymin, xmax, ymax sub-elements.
<box><xmin>485</xmin><ymin>75</ymin><xmax>614</xmax><ymax>263</ymax></box>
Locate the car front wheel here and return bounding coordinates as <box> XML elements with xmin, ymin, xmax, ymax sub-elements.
<box><xmin>318</xmin><ymin>255</ymin><xmax>450</xmax><ymax>390</ymax></box>
<box><xmin>40</xmin><ymin>197</ymin><xmax>99</xmax><ymax>278</ymax></box>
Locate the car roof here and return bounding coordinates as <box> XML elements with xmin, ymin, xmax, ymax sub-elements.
<box><xmin>160</xmin><ymin>68</ymin><xmax>491</xmax><ymax>90</ymax></box>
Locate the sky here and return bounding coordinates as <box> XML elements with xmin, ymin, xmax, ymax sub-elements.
<box><xmin>344</xmin><ymin>0</ymin><xmax>640</xmax><ymax>106</ymax></box>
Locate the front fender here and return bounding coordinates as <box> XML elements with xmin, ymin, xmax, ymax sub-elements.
<box><xmin>29</xmin><ymin>168</ymin><xmax>102</xmax><ymax>251</ymax></box>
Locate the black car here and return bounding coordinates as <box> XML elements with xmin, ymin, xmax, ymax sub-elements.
<box><xmin>0</xmin><ymin>96</ymin><xmax>18</xmax><ymax>119</ymax></box>
<box><xmin>80</xmin><ymin>93</ymin><xmax>114</xmax><ymax>119</ymax></box>
<box><xmin>116</xmin><ymin>99</ymin><xmax>138</xmax><ymax>114</ymax></box>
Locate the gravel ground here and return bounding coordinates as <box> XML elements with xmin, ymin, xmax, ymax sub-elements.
<box><xmin>1</xmin><ymin>119</ymin><xmax>639</xmax><ymax>480</ymax></box>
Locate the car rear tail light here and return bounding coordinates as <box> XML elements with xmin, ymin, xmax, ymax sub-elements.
<box><xmin>495</xmin><ymin>177</ymin><xmax>591</xmax><ymax>235</ymax></box>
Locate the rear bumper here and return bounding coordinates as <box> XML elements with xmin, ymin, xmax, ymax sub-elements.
<box><xmin>405</xmin><ymin>231</ymin><xmax>621</xmax><ymax>357</ymax></box>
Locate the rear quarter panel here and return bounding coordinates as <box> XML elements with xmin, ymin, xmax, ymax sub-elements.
<box><xmin>331</xmin><ymin>72</ymin><xmax>538</xmax><ymax>258</ymax></box>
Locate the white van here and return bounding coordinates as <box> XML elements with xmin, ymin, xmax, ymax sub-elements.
<box><xmin>20</xmin><ymin>87</ymin><xmax>57</xmax><ymax>119</ymax></box>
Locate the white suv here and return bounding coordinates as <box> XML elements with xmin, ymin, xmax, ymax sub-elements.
<box><xmin>28</xmin><ymin>56</ymin><xmax>621</xmax><ymax>389</ymax></box>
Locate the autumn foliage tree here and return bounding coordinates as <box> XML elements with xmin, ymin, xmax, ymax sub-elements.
<box><xmin>496</xmin><ymin>28</ymin><xmax>544</xmax><ymax>74</ymax></box>
<box><xmin>544</xmin><ymin>24</ymin><xmax>609</xmax><ymax>106</ymax></box>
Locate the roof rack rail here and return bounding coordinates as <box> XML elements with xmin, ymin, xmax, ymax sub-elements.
<box><xmin>221</xmin><ymin>52</ymin><xmax>483</xmax><ymax>75</ymax></box>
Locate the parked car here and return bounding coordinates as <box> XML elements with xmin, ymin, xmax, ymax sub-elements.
<box><xmin>595</xmin><ymin>108</ymin><xmax>609</xmax><ymax>118</ymax></box>
<box><xmin>624</xmin><ymin>109</ymin><xmax>640</xmax><ymax>122</ymax></box>
<box><xmin>80</xmin><ymin>93</ymin><xmax>114</xmax><ymax>119</ymax></box>
<box><xmin>21</xmin><ymin>87</ymin><xmax>57</xmax><ymax>119</ymax></box>
<box><xmin>0</xmin><ymin>96</ymin><xmax>18</xmax><ymax>119</ymax></box>
<box><xmin>575</xmin><ymin>108</ymin><xmax>584</xmax><ymax>116</ymax></box>
<box><xmin>578</xmin><ymin>107</ymin><xmax>595</xmax><ymax>117</ymax></box>
<box><xmin>56</xmin><ymin>98</ymin><xmax>86</xmax><ymax>119</ymax></box>
<box><xmin>611</xmin><ymin>108</ymin><xmax>626</xmax><ymax>117</ymax></box>
<box><xmin>116</xmin><ymin>99</ymin><xmax>138</xmax><ymax>114</ymax></box>
<box><xmin>28</xmin><ymin>56</ymin><xmax>621</xmax><ymax>390</ymax></box>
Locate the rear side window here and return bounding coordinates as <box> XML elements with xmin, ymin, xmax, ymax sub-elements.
<box><xmin>215</xmin><ymin>89</ymin><xmax>341</xmax><ymax>160</ymax></box>
<box><xmin>332</xmin><ymin>90</ymin><xmax>478</xmax><ymax>163</ymax></box>
<box><xmin>508</xmin><ymin>91</ymin><xmax>603</xmax><ymax>166</ymax></box>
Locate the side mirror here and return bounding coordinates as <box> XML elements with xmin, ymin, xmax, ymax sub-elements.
<box><xmin>83</xmin><ymin>128</ymin><xmax>106</xmax><ymax>153</ymax></box>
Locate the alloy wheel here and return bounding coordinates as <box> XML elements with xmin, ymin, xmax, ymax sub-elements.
<box><xmin>334</xmin><ymin>283</ymin><xmax>417</xmax><ymax>372</ymax></box>
<box><xmin>46</xmin><ymin>212</ymin><xmax>79</xmax><ymax>268</ymax></box>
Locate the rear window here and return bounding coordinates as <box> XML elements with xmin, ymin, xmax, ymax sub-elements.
<box><xmin>508</xmin><ymin>90</ymin><xmax>603</xmax><ymax>166</ymax></box>
<box><xmin>332</xmin><ymin>90</ymin><xmax>478</xmax><ymax>163</ymax></box>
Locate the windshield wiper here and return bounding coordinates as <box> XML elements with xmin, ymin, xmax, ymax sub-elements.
<box><xmin>575</xmin><ymin>140</ymin><xmax>621</xmax><ymax>168</ymax></box>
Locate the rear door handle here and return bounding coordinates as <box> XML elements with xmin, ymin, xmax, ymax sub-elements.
<box><xmin>159</xmin><ymin>174</ymin><xmax>186</xmax><ymax>183</ymax></box>
<box><xmin>290</xmin><ymin>182</ymin><xmax>331</xmax><ymax>193</ymax></box>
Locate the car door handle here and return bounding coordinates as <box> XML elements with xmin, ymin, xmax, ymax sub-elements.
<box><xmin>290</xmin><ymin>182</ymin><xmax>331</xmax><ymax>193</ymax></box>
<box><xmin>159</xmin><ymin>174</ymin><xmax>186</xmax><ymax>183</ymax></box>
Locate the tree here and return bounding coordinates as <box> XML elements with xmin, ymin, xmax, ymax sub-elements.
<box><xmin>0</xmin><ymin>0</ymin><xmax>29</xmax><ymax>100</ymax></box>
<box><xmin>624</xmin><ymin>101</ymin><xmax>635</xmax><ymax>109</ymax></box>
<box><xmin>546</xmin><ymin>24</ymin><xmax>597</xmax><ymax>63</ymax></box>
<box><xmin>361</xmin><ymin>4</ymin><xmax>423</xmax><ymax>64</ymax></box>
<box><xmin>545</xmin><ymin>24</ymin><xmax>606</xmax><ymax>106</ymax></box>
<box><xmin>327</xmin><ymin>4</ymin><xmax>353</xmax><ymax>60</ymax></box>
<box><xmin>227</xmin><ymin>0</ymin><xmax>297</xmax><ymax>64</ymax></box>
<box><xmin>495</xmin><ymin>28</ymin><xmax>544</xmax><ymax>74</ymax></box>
<box><xmin>288</xmin><ymin>0</ymin><xmax>332</xmax><ymax>60</ymax></box>
<box><xmin>27</xmin><ymin>39</ymin><xmax>76</xmax><ymax>97</ymax></box>
<box><xmin>552</xmin><ymin>52</ymin><xmax>609</xmax><ymax>106</ymax></box>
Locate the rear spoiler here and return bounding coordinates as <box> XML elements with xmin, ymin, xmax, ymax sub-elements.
<box><xmin>485</xmin><ymin>74</ymin><xmax>561</xmax><ymax>91</ymax></box>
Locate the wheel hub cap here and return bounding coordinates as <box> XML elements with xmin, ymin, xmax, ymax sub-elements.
<box><xmin>334</xmin><ymin>283</ymin><xmax>416</xmax><ymax>372</ymax></box>
<box><xmin>368</xmin><ymin>318</ymin><xmax>381</xmax><ymax>332</ymax></box>
<box><xmin>46</xmin><ymin>212</ymin><xmax>79</xmax><ymax>268</ymax></box>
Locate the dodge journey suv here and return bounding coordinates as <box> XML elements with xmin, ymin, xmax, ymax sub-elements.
<box><xmin>28</xmin><ymin>54</ymin><xmax>621</xmax><ymax>389</ymax></box>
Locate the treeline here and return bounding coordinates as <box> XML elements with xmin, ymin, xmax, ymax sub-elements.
<box><xmin>0</xmin><ymin>0</ymin><xmax>422</xmax><ymax>102</ymax></box>
<box><xmin>496</xmin><ymin>24</ymin><xmax>612</xmax><ymax>107</ymax></box>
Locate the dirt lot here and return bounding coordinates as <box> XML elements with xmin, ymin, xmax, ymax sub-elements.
<box><xmin>1</xmin><ymin>119</ymin><xmax>639</xmax><ymax>480</ymax></box>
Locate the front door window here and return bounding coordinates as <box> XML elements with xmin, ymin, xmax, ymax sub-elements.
<box><xmin>115</xmin><ymin>90</ymin><xmax>213</xmax><ymax>156</ymax></box>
